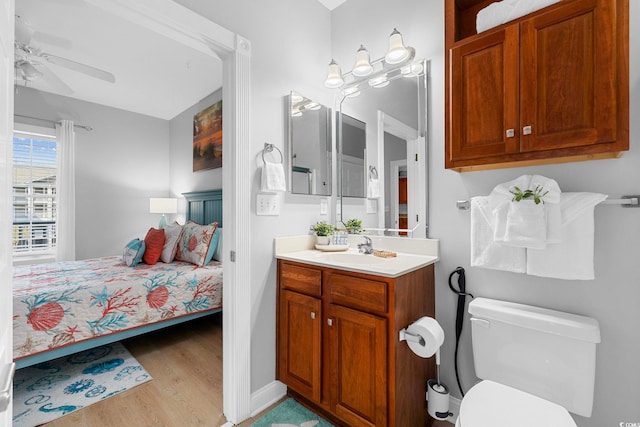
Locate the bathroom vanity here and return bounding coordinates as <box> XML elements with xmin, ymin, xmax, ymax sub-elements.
<box><xmin>275</xmin><ymin>236</ymin><xmax>439</xmax><ymax>427</ymax></box>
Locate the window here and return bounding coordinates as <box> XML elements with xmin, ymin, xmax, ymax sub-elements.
<box><xmin>12</xmin><ymin>127</ymin><xmax>57</xmax><ymax>257</ymax></box>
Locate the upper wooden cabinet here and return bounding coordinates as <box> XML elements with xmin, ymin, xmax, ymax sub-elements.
<box><xmin>445</xmin><ymin>0</ymin><xmax>629</xmax><ymax>172</ymax></box>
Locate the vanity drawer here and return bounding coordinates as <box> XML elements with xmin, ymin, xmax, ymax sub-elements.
<box><xmin>328</xmin><ymin>273</ymin><xmax>388</xmax><ymax>314</ymax></box>
<box><xmin>279</xmin><ymin>262</ymin><xmax>322</xmax><ymax>297</ymax></box>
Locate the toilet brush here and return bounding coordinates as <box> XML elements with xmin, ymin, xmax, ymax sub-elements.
<box><xmin>427</xmin><ymin>349</ymin><xmax>452</xmax><ymax>420</ymax></box>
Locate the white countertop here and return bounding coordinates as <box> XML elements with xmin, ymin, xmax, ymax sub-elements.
<box><xmin>274</xmin><ymin>235</ymin><xmax>439</xmax><ymax>278</ymax></box>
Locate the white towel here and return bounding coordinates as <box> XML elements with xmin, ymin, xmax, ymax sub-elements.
<box><xmin>368</xmin><ymin>177</ymin><xmax>381</xmax><ymax>199</ymax></box>
<box><xmin>476</xmin><ymin>0</ymin><xmax>561</xmax><ymax>33</ymax></box>
<box><xmin>260</xmin><ymin>160</ymin><xmax>286</xmax><ymax>192</ymax></box>
<box><xmin>526</xmin><ymin>192</ymin><xmax>607</xmax><ymax>280</ymax></box>
<box><xmin>490</xmin><ymin>174</ymin><xmax>561</xmax><ymax>249</ymax></box>
<box><xmin>470</xmin><ymin>196</ymin><xmax>526</xmax><ymax>273</ymax></box>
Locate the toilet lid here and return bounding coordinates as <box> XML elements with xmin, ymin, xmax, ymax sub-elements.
<box><xmin>458</xmin><ymin>380</ymin><xmax>577</xmax><ymax>427</ymax></box>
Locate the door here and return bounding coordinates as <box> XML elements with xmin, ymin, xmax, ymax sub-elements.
<box><xmin>448</xmin><ymin>25</ymin><xmax>519</xmax><ymax>164</ymax></box>
<box><xmin>0</xmin><ymin>0</ymin><xmax>15</xmax><ymax>422</ymax></box>
<box><xmin>328</xmin><ymin>304</ymin><xmax>387</xmax><ymax>427</ymax></box>
<box><xmin>278</xmin><ymin>290</ymin><xmax>322</xmax><ymax>403</ymax></box>
<box><xmin>519</xmin><ymin>0</ymin><xmax>616</xmax><ymax>152</ymax></box>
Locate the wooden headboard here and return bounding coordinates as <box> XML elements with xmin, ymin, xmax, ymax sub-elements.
<box><xmin>182</xmin><ymin>189</ymin><xmax>223</xmax><ymax>227</ymax></box>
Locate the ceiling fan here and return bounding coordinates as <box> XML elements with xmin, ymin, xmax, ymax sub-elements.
<box><xmin>14</xmin><ymin>15</ymin><xmax>116</xmax><ymax>94</ymax></box>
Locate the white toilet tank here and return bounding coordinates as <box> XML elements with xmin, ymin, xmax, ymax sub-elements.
<box><xmin>468</xmin><ymin>298</ymin><xmax>600</xmax><ymax>417</ymax></box>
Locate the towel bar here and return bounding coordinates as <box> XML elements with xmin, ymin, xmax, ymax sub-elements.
<box><xmin>456</xmin><ymin>195</ymin><xmax>640</xmax><ymax>210</ymax></box>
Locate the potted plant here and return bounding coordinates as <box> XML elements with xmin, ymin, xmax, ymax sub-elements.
<box><xmin>343</xmin><ymin>218</ymin><xmax>363</xmax><ymax>234</ymax></box>
<box><xmin>312</xmin><ymin>221</ymin><xmax>336</xmax><ymax>245</ymax></box>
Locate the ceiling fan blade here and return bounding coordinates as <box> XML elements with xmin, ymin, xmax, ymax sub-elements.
<box><xmin>37</xmin><ymin>63</ymin><xmax>74</xmax><ymax>95</ymax></box>
<box><xmin>15</xmin><ymin>16</ymin><xmax>34</xmax><ymax>46</ymax></box>
<box><xmin>41</xmin><ymin>52</ymin><xmax>116</xmax><ymax>83</ymax></box>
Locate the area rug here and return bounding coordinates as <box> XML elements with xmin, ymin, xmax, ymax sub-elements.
<box><xmin>251</xmin><ymin>398</ymin><xmax>334</xmax><ymax>427</ymax></box>
<box><xmin>12</xmin><ymin>342</ymin><xmax>152</xmax><ymax>427</ymax></box>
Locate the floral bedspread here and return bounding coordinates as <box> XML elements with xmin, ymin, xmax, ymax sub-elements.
<box><xmin>13</xmin><ymin>256</ymin><xmax>223</xmax><ymax>360</ymax></box>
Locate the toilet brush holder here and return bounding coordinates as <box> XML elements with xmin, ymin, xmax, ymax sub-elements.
<box><xmin>427</xmin><ymin>379</ymin><xmax>452</xmax><ymax>421</ymax></box>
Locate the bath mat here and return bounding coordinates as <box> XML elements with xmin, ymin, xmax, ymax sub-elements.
<box><xmin>251</xmin><ymin>398</ymin><xmax>334</xmax><ymax>427</ymax></box>
<box><xmin>12</xmin><ymin>342</ymin><xmax>152</xmax><ymax>427</ymax></box>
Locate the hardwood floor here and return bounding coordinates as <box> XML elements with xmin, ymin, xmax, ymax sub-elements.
<box><xmin>45</xmin><ymin>312</ymin><xmax>226</xmax><ymax>427</ymax></box>
<box><xmin>41</xmin><ymin>311</ymin><xmax>454</xmax><ymax>426</ymax></box>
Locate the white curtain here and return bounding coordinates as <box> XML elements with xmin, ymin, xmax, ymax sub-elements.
<box><xmin>55</xmin><ymin>120</ymin><xmax>76</xmax><ymax>261</ymax></box>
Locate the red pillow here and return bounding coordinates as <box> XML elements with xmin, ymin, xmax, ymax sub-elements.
<box><xmin>143</xmin><ymin>227</ymin><xmax>165</xmax><ymax>265</ymax></box>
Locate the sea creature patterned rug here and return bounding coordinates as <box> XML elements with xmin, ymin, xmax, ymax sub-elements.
<box><xmin>251</xmin><ymin>398</ymin><xmax>334</xmax><ymax>427</ymax></box>
<box><xmin>13</xmin><ymin>342</ymin><xmax>152</xmax><ymax>427</ymax></box>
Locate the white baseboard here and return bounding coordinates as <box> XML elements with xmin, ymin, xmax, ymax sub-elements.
<box><xmin>447</xmin><ymin>395</ymin><xmax>461</xmax><ymax>424</ymax></box>
<box><xmin>250</xmin><ymin>380</ymin><xmax>287</xmax><ymax>418</ymax></box>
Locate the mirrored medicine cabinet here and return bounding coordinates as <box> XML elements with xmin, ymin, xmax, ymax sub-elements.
<box><xmin>286</xmin><ymin>91</ymin><xmax>332</xmax><ymax>196</ymax></box>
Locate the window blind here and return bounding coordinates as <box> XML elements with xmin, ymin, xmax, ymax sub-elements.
<box><xmin>12</xmin><ymin>132</ymin><xmax>58</xmax><ymax>254</ymax></box>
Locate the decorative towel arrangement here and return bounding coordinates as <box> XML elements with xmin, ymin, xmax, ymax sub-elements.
<box><xmin>476</xmin><ymin>0</ymin><xmax>561</xmax><ymax>33</ymax></box>
<box><xmin>471</xmin><ymin>174</ymin><xmax>606</xmax><ymax>280</ymax></box>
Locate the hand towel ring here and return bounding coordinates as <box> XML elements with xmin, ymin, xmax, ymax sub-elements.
<box><xmin>263</xmin><ymin>142</ymin><xmax>283</xmax><ymax>164</ymax></box>
<box><xmin>369</xmin><ymin>166</ymin><xmax>378</xmax><ymax>180</ymax></box>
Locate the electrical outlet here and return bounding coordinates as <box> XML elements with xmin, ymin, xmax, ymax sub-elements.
<box><xmin>366</xmin><ymin>199</ymin><xmax>378</xmax><ymax>214</ymax></box>
<box><xmin>256</xmin><ymin>193</ymin><xmax>280</xmax><ymax>215</ymax></box>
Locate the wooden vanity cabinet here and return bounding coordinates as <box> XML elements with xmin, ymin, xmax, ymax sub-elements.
<box><xmin>445</xmin><ymin>0</ymin><xmax>629</xmax><ymax>172</ymax></box>
<box><xmin>277</xmin><ymin>259</ymin><xmax>436</xmax><ymax>427</ymax></box>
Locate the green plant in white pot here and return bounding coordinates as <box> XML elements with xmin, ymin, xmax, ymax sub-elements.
<box><xmin>343</xmin><ymin>218</ymin><xmax>363</xmax><ymax>234</ymax></box>
<box><xmin>312</xmin><ymin>221</ymin><xmax>335</xmax><ymax>245</ymax></box>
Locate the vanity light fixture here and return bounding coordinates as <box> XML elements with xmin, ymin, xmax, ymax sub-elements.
<box><xmin>323</xmin><ymin>28</ymin><xmax>414</xmax><ymax>89</ymax></box>
<box><xmin>344</xmin><ymin>85</ymin><xmax>361</xmax><ymax>98</ymax></box>
<box><xmin>368</xmin><ymin>74</ymin><xmax>389</xmax><ymax>88</ymax></box>
<box><xmin>352</xmin><ymin>45</ymin><xmax>374</xmax><ymax>77</ymax></box>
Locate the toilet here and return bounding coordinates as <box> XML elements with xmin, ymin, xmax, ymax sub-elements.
<box><xmin>456</xmin><ymin>297</ymin><xmax>601</xmax><ymax>427</ymax></box>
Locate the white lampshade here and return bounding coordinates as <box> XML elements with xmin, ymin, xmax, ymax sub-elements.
<box><xmin>384</xmin><ymin>28</ymin><xmax>410</xmax><ymax>64</ymax></box>
<box><xmin>150</xmin><ymin>197</ymin><xmax>177</xmax><ymax>228</ymax></box>
<box><xmin>352</xmin><ymin>45</ymin><xmax>373</xmax><ymax>77</ymax></box>
<box><xmin>149</xmin><ymin>198</ymin><xmax>178</xmax><ymax>214</ymax></box>
<box><xmin>324</xmin><ymin>59</ymin><xmax>344</xmax><ymax>88</ymax></box>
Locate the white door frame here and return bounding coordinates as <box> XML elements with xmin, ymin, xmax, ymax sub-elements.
<box><xmin>9</xmin><ymin>1</ymin><xmax>253</xmax><ymax>424</ymax></box>
<box><xmin>0</xmin><ymin>0</ymin><xmax>15</xmax><ymax>423</ymax></box>
<box><xmin>376</xmin><ymin>111</ymin><xmax>425</xmax><ymax>238</ymax></box>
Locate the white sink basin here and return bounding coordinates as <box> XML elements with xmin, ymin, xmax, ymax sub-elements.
<box><xmin>320</xmin><ymin>253</ymin><xmax>388</xmax><ymax>265</ymax></box>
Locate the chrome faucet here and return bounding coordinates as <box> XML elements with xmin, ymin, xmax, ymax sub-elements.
<box><xmin>358</xmin><ymin>236</ymin><xmax>374</xmax><ymax>254</ymax></box>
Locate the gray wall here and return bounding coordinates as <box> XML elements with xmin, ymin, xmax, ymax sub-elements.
<box><xmin>174</xmin><ymin>0</ymin><xmax>333</xmax><ymax>394</ymax></box>
<box><xmin>14</xmin><ymin>86</ymin><xmax>171</xmax><ymax>259</ymax></box>
<box><xmin>332</xmin><ymin>1</ymin><xmax>640</xmax><ymax>426</ymax></box>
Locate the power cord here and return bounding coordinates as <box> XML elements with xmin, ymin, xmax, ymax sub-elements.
<box><xmin>448</xmin><ymin>267</ymin><xmax>473</xmax><ymax>397</ymax></box>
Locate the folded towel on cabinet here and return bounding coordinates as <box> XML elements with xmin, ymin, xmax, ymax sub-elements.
<box><xmin>526</xmin><ymin>192</ymin><xmax>607</xmax><ymax>280</ymax></box>
<box><xmin>476</xmin><ymin>0</ymin><xmax>561</xmax><ymax>33</ymax></box>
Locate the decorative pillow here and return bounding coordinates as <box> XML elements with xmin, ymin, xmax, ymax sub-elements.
<box><xmin>143</xmin><ymin>227</ymin><xmax>165</xmax><ymax>265</ymax></box>
<box><xmin>123</xmin><ymin>238</ymin><xmax>146</xmax><ymax>267</ymax></box>
<box><xmin>176</xmin><ymin>221</ymin><xmax>218</xmax><ymax>267</ymax></box>
<box><xmin>212</xmin><ymin>228</ymin><xmax>223</xmax><ymax>262</ymax></box>
<box><xmin>161</xmin><ymin>221</ymin><xmax>183</xmax><ymax>263</ymax></box>
<box><xmin>204</xmin><ymin>226</ymin><xmax>221</xmax><ymax>264</ymax></box>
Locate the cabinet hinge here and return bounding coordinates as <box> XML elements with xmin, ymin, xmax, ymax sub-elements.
<box><xmin>415</xmin><ymin>153</ymin><xmax>418</xmax><ymax>161</ymax></box>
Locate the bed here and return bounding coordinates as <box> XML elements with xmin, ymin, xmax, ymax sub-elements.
<box><xmin>13</xmin><ymin>189</ymin><xmax>223</xmax><ymax>369</ymax></box>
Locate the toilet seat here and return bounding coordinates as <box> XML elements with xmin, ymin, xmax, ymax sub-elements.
<box><xmin>456</xmin><ymin>380</ymin><xmax>577</xmax><ymax>427</ymax></box>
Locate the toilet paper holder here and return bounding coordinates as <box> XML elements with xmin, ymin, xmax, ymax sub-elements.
<box><xmin>399</xmin><ymin>328</ymin><xmax>426</xmax><ymax>346</ymax></box>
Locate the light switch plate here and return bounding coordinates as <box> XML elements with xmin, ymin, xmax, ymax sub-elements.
<box><xmin>257</xmin><ymin>193</ymin><xmax>280</xmax><ymax>215</ymax></box>
<box><xmin>366</xmin><ymin>199</ymin><xmax>378</xmax><ymax>214</ymax></box>
<box><xmin>320</xmin><ymin>199</ymin><xmax>328</xmax><ymax>215</ymax></box>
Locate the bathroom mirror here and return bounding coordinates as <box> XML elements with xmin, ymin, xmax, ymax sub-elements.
<box><xmin>337</xmin><ymin>59</ymin><xmax>428</xmax><ymax>237</ymax></box>
<box><xmin>286</xmin><ymin>91</ymin><xmax>332</xmax><ymax>196</ymax></box>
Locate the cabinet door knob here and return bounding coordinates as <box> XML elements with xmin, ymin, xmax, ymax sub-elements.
<box><xmin>523</xmin><ymin>125</ymin><xmax>532</xmax><ymax>135</ymax></box>
<box><xmin>327</xmin><ymin>318</ymin><xmax>333</xmax><ymax>326</ymax></box>
<box><xmin>310</xmin><ymin>311</ymin><xmax>316</xmax><ymax>320</ymax></box>
<box><xmin>506</xmin><ymin>128</ymin><xmax>515</xmax><ymax>138</ymax></box>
